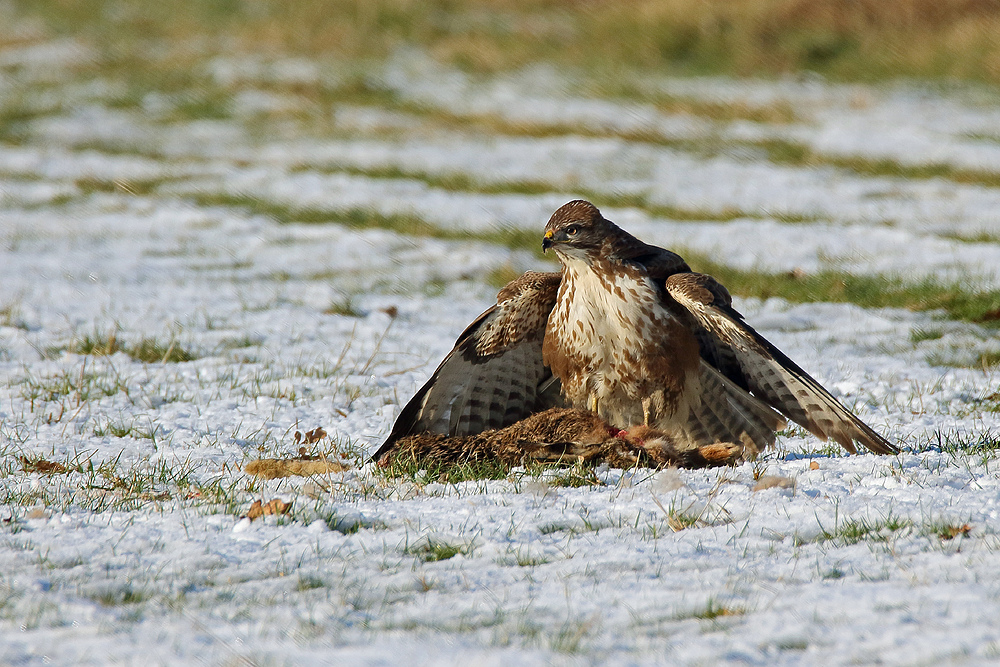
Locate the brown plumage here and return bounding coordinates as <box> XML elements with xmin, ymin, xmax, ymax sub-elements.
<box><xmin>374</xmin><ymin>200</ymin><xmax>895</xmax><ymax>465</ymax></box>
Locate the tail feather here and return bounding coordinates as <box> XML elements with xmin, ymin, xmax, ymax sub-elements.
<box><xmin>679</xmin><ymin>361</ymin><xmax>785</xmax><ymax>456</ymax></box>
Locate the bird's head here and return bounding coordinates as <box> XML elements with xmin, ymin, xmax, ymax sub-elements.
<box><xmin>542</xmin><ymin>200</ymin><xmax>606</xmax><ymax>261</ymax></box>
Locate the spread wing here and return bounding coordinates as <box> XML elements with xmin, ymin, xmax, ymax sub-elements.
<box><xmin>682</xmin><ymin>359</ymin><xmax>786</xmax><ymax>456</ymax></box>
<box><xmin>664</xmin><ymin>272</ymin><xmax>896</xmax><ymax>455</ymax></box>
<box><xmin>373</xmin><ymin>271</ymin><xmax>565</xmax><ymax>461</ymax></box>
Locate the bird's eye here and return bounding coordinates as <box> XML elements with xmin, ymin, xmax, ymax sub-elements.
<box><xmin>566</xmin><ymin>225</ymin><xmax>580</xmax><ymax>236</ymax></box>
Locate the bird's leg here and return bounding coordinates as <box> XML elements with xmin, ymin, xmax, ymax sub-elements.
<box><xmin>588</xmin><ymin>393</ymin><xmax>599</xmax><ymax>415</ymax></box>
<box><xmin>641</xmin><ymin>397</ymin><xmax>653</xmax><ymax>427</ymax></box>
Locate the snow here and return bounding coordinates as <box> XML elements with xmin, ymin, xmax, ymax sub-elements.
<box><xmin>2</xmin><ymin>35</ymin><xmax>1000</xmax><ymax>665</ymax></box>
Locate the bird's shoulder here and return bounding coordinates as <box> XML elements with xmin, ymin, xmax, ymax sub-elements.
<box><xmin>468</xmin><ymin>271</ymin><xmax>561</xmax><ymax>358</ymax></box>
<box><xmin>606</xmin><ymin>236</ymin><xmax>691</xmax><ymax>282</ymax></box>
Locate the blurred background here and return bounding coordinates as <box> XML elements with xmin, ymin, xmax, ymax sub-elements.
<box><xmin>9</xmin><ymin>0</ymin><xmax>1000</xmax><ymax>83</ymax></box>
<box><xmin>5</xmin><ymin>0</ymin><xmax>1000</xmax><ymax>321</ymax></box>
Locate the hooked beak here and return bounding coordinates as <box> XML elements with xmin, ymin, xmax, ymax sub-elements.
<box><xmin>542</xmin><ymin>230</ymin><xmax>554</xmax><ymax>252</ymax></box>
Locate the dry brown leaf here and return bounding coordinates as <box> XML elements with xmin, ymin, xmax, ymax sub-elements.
<box><xmin>940</xmin><ymin>523</ymin><xmax>972</xmax><ymax>540</ymax></box>
<box><xmin>294</xmin><ymin>427</ymin><xmax>327</xmax><ymax>446</ymax></box>
<box><xmin>753</xmin><ymin>475</ymin><xmax>796</xmax><ymax>492</ymax></box>
<box><xmin>809</xmin><ymin>461</ymin><xmax>820</xmax><ymax>470</ymax></box>
<box><xmin>20</xmin><ymin>456</ymin><xmax>68</xmax><ymax>475</ymax></box>
<box><xmin>244</xmin><ymin>458</ymin><xmax>348</xmax><ymax>480</ymax></box>
<box><xmin>245</xmin><ymin>498</ymin><xmax>292</xmax><ymax>520</ymax></box>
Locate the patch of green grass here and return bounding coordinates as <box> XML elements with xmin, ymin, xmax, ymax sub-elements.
<box><xmin>217</xmin><ymin>334</ymin><xmax>262</xmax><ymax>350</ymax></box>
<box><xmin>975</xmin><ymin>394</ymin><xmax>1000</xmax><ymax>414</ymax></box>
<box><xmin>545</xmin><ymin>462</ymin><xmax>601</xmax><ymax>488</ymax></box>
<box><xmin>922</xmin><ymin>429</ymin><xmax>1000</xmax><ymax>461</ymax></box>
<box><xmin>548</xmin><ymin>616</ymin><xmax>596</xmax><ymax>655</ymax></box>
<box><xmin>188</xmin><ymin>473</ymin><xmax>254</xmax><ymax>517</ymax></box>
<box><xmin>126</xmin><ymin>337</ymin><xmax>196</xmax><ymax>363</ymax></box>
<box><xmin>382</xmin><ymin>454</ymin><xmax>602</xmax><ymax>489</ymax></box>
<box><xmin>377</xmin><ymin>454</ymin><xmax>512</xmax><ymax>484</ymax></box>
<box><xmin>600</xmin><ymin>82</ymin><xmax>800</xmax><ymax>124</ymax></box>
<box><xmin>910</xmin><ymin>327</ymin><xmax>946</xmax><ymax>344</ymax></box>
<box><xmin>817</xmin><ymin>513</ymin><xmax>913</xmax><ymax>546</ymax></box>
<box><xmin>65</xmin><ymin>329</ymin><xmax>196</xmax><ymax>363</ymax></box>
<box><xmin>664</xmin><ymin>507</ymin><xmax>708</xmax><ymax>531</ymax></box>
<box><xmin>324</xmin><ymin>298</ymin><xmax>361</xmax><ymax>317</ymax></box>
<box><xmin>976</xmin><ymin>350</ymin><xmax>1000</xmax><ymax>368</ymax></box>
<box><xmin>73</xmin><ymin>176</ymin><xmax>164</xmax><ymax>197</ymax></box>
<box><xmin>691</xmin><ymin>598</ymin><xmax>746</xmax><ymax>620</ymax></box>
<box><xmin>537</xmin><ymin>521</ymin><xmax>590</xmax><ymax>536</ymax></box>
<box><xmin>326</xmin><ymin>517</ymin><xmax>363</xmax><ymax>535</ymax></box>
<box><xmin>0</xmin><ymin>451</ymin><xmax>209</xmax><ymax>513</ymax></box>
<box><xmin>403</xmin><ymin>537</ymin><xmax>471</xmax><ymax>563</ymax></box>
<box><xmin>0</xmin><ymin>302</ymin><xmax>29</xmax><ymax>331</ymax></box>
<box><xmin>92</xmin><ymin>416</ymin><xmax>159</xmax><ymax>440</ymax></box>
<box><xmin>312</xmin><ymin>505</ymin><xmax>382</xmax><ymax>534</ymax></box>
<box><xmin>173</xmin><ymin>91</ymin><xmax>232</xmax><ymax>120</ymax></box>
<box><xmin>941</xmin><ymin>229</ymin><xmax>1000</xmax><ymax>244</ymax></box>
<box><xmin>91</xmin><ymin>584</ymin><xmax>151</xmax><ymax>607</ymax></box>
<box><xmin>650</xmin><ymin>491</ymin><xmax>732</xmax><ymax>532</ymax></box>
<box><xmin>72</xmin><ymin>330</ymin><xmax>121</xmax><ymax>356</ymax></box>
<box><xmin>331</xmin><ymin>163</ymin><xmax>558</xmax><ymax>198</ymax></box>
<box><xmin>922</xmin><ymin>519</ymin><xmax>972</xmax><ymax>541</ymax></box>
<box><xmin>92</xmin><ymin>418</ymin><xmax>138</xmax><ymax>439</ymax></box>
<box><xmin>0</xmin><ymin>102</ymin><xmax>39</xmax><ymax>144</ymax></box>
<box><xmin>513</xmin><ymin>551</ymin><xmax>550</xmax><ymax>567</ymax></box>
<box><xmin>17</xmin><ymin>366</ymin><xmax>128</xmax><ymax>412</ymax></box>
<box><xmin>81</xmin><ymin>454</ymin><xmax>193</xmax><ymax>510</ymax></box>
<box><xmin>296</xmin><ymin>575</ymin><xmax>326</xmax><ymax>591</ymax></box>
<box><xmin>927</xmin><ymin>344</ymin><xmax>1000</xmax><ymax>369</ymax></box>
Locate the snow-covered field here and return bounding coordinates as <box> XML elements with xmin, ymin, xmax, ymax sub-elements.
<box><xmin>4</xmin><ymin>27</ymin><xmax>1000</xmax><ymax>665</ymax></box>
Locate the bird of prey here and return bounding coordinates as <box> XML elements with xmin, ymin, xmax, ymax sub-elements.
<box><xmin>374</xmin><ymin>200</ymin><xmax>895</xmax><ymax>463</ymax></box>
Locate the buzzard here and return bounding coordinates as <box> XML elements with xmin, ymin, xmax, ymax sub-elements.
<box><xmin>374</xmin><ymin>200</ymin><xmax>895</xmax><ymax>463</ymax></box>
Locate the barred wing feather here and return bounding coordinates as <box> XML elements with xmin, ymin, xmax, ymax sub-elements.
<box><xmin>664</xmin><ymin>273</ymin><xmax>896</xmax><ymax>455</ymax></box>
